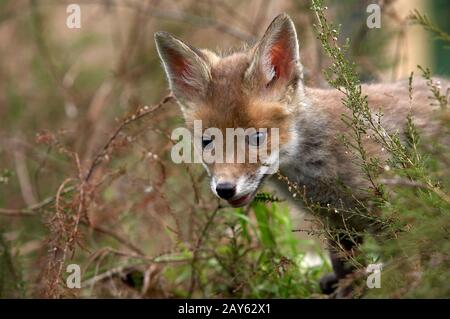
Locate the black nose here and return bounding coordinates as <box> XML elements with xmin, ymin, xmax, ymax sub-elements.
<box><xmin>216</xmin><ymin>182</ymin><xmax>236</xmax><ymax>200</ymax></box>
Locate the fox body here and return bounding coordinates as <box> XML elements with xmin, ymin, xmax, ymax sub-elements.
<box><xmin>155</xmin><ymin>13</ymin><xmax>448</xmax><ymax>294</ymax></box>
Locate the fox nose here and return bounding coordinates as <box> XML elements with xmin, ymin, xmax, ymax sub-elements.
<box><xmin>216</xmin><ymin>182</ymin><xmax>236</xmax><ymax>200</ymax></box>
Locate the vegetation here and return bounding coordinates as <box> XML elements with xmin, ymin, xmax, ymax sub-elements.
<box><xmin>0</xmin><ymin>0</ymin><xmax>449</xmax><ymax>298</ymax></box>
<box><xmin>310</xmin><ymin>0</ymin><xmax>450</xmax><ymax>298</ymax></box>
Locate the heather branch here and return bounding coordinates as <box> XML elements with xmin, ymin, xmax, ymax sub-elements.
<box><xmin>84</xmin><ymin>93</ymin><xmax>174</xmax><ymax>182</ymax></box>
<box><xmin>408</xmin><ymin>9</ymin><xmax>450</xmax><ymax>44</ymax></box>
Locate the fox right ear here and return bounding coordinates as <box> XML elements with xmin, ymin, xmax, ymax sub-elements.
<box><xmin>246</xmin><ymin>13</ymin><xmax>302</xmax><ymax>94</ymax></box>
<box><xmin>154</xmin><ymin>32</ymin><xmax>211</xmax><ymax>105</ymax></box>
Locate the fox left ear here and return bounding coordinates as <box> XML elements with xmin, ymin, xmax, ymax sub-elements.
<box><xmin>154</xmin><ymin>31</ymin><xmax>211</xmax><ymax>106</ymax></box>
<box><xmin>246</xmin><ymin>13</ymin><xmax>302</xmax><ymax>92</ymax></box>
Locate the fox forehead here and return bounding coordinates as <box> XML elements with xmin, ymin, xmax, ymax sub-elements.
<box><xmin>191</xmin><ymin>98</ymin><xmax>290</xmax><ymax>133</ymax></box>
<box><xmin>201</xmin><ymin>50</ymin><xmax>251</xmax><ymax>111</ymax></box>
<box><xmin>183</xmin><ymin>50</ymin><xmax>292</xmax><ymax>134</ymax></box>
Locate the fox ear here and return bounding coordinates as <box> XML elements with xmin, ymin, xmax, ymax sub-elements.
<box><xmin>246</xmin><ymin>13</ymin><xmax>302</xmax><ymax>91</ymax></box>
<box><xmin>154</xmin><ymin>32</ymin><xmax>211</xmax><ymax>104</ymax></box>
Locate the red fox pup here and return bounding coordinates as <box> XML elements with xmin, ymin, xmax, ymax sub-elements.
<box><xmin>155</xmin><ymin>13</ymin><xmax>448</xmax><ymax>296</ymax></box>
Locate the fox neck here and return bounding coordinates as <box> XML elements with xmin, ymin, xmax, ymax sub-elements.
<box><xmin>279</xmin><ymin>86</ymin><xmax>333</xmax><ymax>182</ymax></box>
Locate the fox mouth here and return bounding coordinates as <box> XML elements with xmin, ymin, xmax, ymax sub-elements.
<box><xmin>226</xmin><ymin>175</ymin><xmax>270</xmax><ymax>207</ymax></box>
<box><xmin>227</xmin><ymin>191</ymin><xmax>257</xmax><ymax>207</ymax></box>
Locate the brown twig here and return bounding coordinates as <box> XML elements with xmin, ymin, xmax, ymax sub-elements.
<box><xmin>188</xmin><ymin>205</ymin><xmax>222</xmax><ymax>297</ymax></box>
<box><xmin>0</xmin><ymin>186</ymin><xmax>75</xmax><ymax>217</ymax></box>
<box><xmin>84</xmin><ymin>94</ymin><xmax>174</xmax><ymax>182</ymax></box>
<box><xmin>87</xmin><ymin>223</ymin><xmax>145</xmax><ymax>256</ymax></box>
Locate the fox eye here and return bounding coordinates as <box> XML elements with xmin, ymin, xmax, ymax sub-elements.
<box><xmin>202</xmin><ymin>137</ymin><xmax>214</xmax><ymax>150</ymax></box>
<box><xmin>248</xmin><ymin>131</ymin><xmax>266</xmax><ymax>147</ymax></box>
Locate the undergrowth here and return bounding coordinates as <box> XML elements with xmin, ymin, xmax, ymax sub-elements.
<box><xmin>0</xmin><ymin>0</ymin><xmax>449</xmax><ymax>299</ymax></box>
<box><xmin>309</xmin><ymin>0</ymin><xmax>450</xmax><ymax>298</ymax></box>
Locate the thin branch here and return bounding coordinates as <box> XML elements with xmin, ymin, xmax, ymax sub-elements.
<box><xmin>84</xmin><ymin>94</ymin><xmax>174</xmax><ymax>182</ymax></box>
<box><xmin>89</xmin><ymin>223</ymin><xmax>145</xmax><ymax>256</ymax></box>
<box><xmin>0</xmin><ymin>186</ymin><xmax>75</xmax><ymax>217</ymax></box>
<box><xmin>188</xmin><ymin>205</ymin><xmax>221</xmax><ymax>297</ymax></box>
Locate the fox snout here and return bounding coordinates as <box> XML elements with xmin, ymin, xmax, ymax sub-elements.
<box><xmin>211</xmin><ymin>174</ymin><xmax>265</xmax><ymax>207</ymax></box>
<box><xmin>215</xmin><ymin>182</ymin><xmax>236</xmax><ymax>200</ymax></box>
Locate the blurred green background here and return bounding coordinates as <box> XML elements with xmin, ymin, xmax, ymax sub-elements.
<box><xmin>0</xmin><ymin>0</ymin><xmax>449</xmax><ymax>298</ymax></box>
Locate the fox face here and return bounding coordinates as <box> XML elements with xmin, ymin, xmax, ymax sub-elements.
<box><xmin>155</xmin><ymin>14</ymin><xmax>304</xmax><ymax>207</ymax></box>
